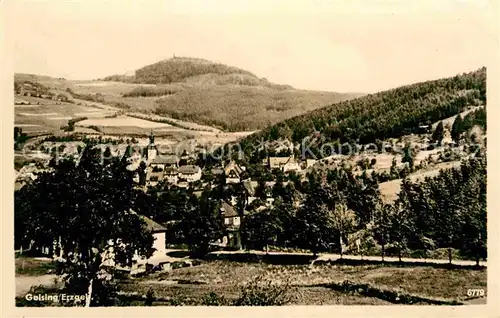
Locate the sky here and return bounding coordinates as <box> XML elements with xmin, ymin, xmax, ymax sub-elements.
<box><xmin>7</xmin><ymin>0</ymin><xmax>498</xmax><ymax>93</ymax></box>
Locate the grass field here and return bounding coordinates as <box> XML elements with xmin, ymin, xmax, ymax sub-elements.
<box><xmin>14</xmin><ymin>255</ymin><xmax>486</xmax><ymax>306</ymax></box>
<box><xmin>14</xmin><ymin>96</ymin><xmax>115</xmax><ymax>134</ymax></box>
<box><xmin>379</xmin><ymin>160</ymin><xmax>463</xmax><ymax>203</ymax></box>
<box><xmin>75</xmin><ymin>116</ymin><xmax>179</xmax><ymax>129</ymax></box>
<box><xmin>117</xmin><ymin>260</ymin><xmax>486</xmax><ymax>305</ymax></box>
<box><xmin>15</xmin><ymin>256</ymin><xmax>55</xmax><ymax>276</ymax></box>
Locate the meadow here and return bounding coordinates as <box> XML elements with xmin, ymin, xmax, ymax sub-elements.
<box><xmin>14</xmin><ymin>97</ymin><xmax>115</xmax><ymax>134</ymax></box>
<box><xmin>117</xmin><ymin>260</ymin><xmax>486</xmax><ymax>306</ymax></box>
<box><xmin>15</xmin><ymin>255</ymin><xmax>486</xmax><ymax>306</ymax></box>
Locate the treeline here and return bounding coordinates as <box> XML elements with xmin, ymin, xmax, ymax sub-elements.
<box><xmin>122</xmin><ymin>86</ymin><xmax>179</xmax><ymax>98</ymax></box>
<box><xmin>66</xmin><ymin>88</ymin><xmax>131</xmax><ymax>110</ymax></box>
<box><xmin>60</xmin><ymin>117</ymin><xmax>88</xmax><ymax>132</ymax></box>
<box><xmin>14</xmin><ymin>80</ymin><xmax>50</xmax><ymax>95</ymax></box>
<box><xmin>239</xmin><ymin>155</ymin><xmax>486</xmax><ymax>263</ymax></box>
<box><xmin>239</xmin><ymin>68</ymin><xmax>486</xmax><ymax>158</ymax></box>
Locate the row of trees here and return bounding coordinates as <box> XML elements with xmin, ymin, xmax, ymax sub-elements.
<box><xmin>451</xmin><ymin>107</ymin><xmax>486</xmax><ymax>142</ymax></box>
<box><xmin>239</xmin><ymin>155</ymin><xmax>486</xmax><ymax>263</ymax></box>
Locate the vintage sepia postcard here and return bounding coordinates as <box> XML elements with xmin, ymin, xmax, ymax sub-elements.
<box><xmin>1</xmin><ymin>0</ymin><xmax>498</xmax><ymax>317</ymax></box>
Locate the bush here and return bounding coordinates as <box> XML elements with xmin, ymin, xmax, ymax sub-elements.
<box><xmin>232</xmin><ymin>275</ymin><xmax>292</xmax><ymax>306</ymax></box>
<box><xmin>201</xmin><ymin>292</ymin><xmax>228</xmax><ymax>306</ymax></box>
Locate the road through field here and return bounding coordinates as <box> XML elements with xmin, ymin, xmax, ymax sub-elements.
<box><xmin>211</xmin><ymin>249</ymin><xmax>486</xmax><ymax>267</ymax></box>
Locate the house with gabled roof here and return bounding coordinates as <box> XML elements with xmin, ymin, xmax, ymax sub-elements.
<box><xmin>267</xmin><ymin>155</ymin><xmax>301</xmax><ymax>172</ymax></box>
<box><xmin>224</xmin><ymin>160</ymin><xmax>245</xmax><ymax>183</ymax></box>
<box><xmin>138</xmin><ymin>215</ymin><xmax>167</xmax><ymax>258</ymax></box>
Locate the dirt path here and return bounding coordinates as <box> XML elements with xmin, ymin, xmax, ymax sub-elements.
<box><xmin>211</xmin><ymin>249</ymin><xmax>486</xmax><ymax>267</ymax></box>
<box><xmin>315</xmin><ymin>253</ymin><xmax>485</xmax><ymax>267</ymax></box>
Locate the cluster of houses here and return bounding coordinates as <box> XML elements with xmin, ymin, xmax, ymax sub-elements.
<box><xmin>15</xmin><ymin>130</ymin><xmax>322</xmax><ymax>270</ymax></box>
<box><xmin>123</xmin><ymin>131</ymin><xmax>203</xmax><ymax>188</ymax></box>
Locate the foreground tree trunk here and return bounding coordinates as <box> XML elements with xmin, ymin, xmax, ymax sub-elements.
<box><xmin>381</xmin><ymin>243</ymin><xmax>385</xmax><ymax>262</ymax></box>
<box><xmin>339</xmin><ymin>234</ymin><xmax>343</xmax><ymax>259</ymax></box>
<box><xmin>85</xmin><ymin>278</ymin><xmax>94</xmax><ymax>307</ymax></box>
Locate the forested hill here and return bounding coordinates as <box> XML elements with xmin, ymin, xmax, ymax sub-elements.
<box><xmin>98</xmin><ymin>56</ymin><xmax>362</xmax><ymax>131</ymax></box>
<box><xmin>239</xmin><ymin>67</ymin><xmax>486</xmax><ymax>152</ymax></box>
<box><xmin>103</xmin><ymin>56</ymin><xmax>291</xmax><ymax>89</ymax></box>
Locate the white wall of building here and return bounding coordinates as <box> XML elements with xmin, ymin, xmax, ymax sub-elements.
<box><xmin>152</xmin><ymin>232</ymin><xmax>166</xmax><ymax>256</ymax></box>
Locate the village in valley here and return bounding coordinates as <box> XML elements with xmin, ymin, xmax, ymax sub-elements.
<box><xmin>14</xmin><ymin>68</ymin><xmax>487</xmax><ymax>306</ymax></box>
<box><xmin>10</xmin><ymin>1</ymin><xmax>491</xmax><ymax>309</ymax></box>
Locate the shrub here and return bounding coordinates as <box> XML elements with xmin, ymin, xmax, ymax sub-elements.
<box><xmin>201</xmin><ymin>292</ymin><xmax>228</xmax><ymax>306</ymax></box>
<box><xmin>232</xmin><ymin>275</ymin><xmax>292</xmax><ymax>306</ymax></box>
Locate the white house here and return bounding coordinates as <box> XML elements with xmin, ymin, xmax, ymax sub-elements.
<box><xmin>178</xmin><ymin>165</ymin><xmax>202</xmax><ymax>183</ymax></box>
<box><xmin>267</xmin><ymin>155</ymin><xmax>301</xmax><ymax>172</ymax></box>
<box><xmin>219</xmin><ymin>202</ymin><xmax>242</xmax><ymax>249</ymax></box>
<box><xmin>138</xmin><ymin>215</ymin><xmax>167</xmax><ymax>259</ymax></box>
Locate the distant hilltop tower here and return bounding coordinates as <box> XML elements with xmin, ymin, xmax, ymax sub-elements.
<box><xmin>147</xmin><ymin>129</ymin><xmax>157</xmax><ymax>161</ymax></box>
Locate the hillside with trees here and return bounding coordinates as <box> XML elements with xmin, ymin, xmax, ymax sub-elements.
<box><xmin>16</xmin><ymin>57</ymin><xmax>362</xmax><ymax>132</ymax></box>
<box><xmin>237</xmin><ymin>67</ymin><xmax>486</xmax><ymax>156</ymax></box>
<box><xmin>104</xmin><ymin>56</ymin><xmax>362</xmax><ymax>131</ymax></box>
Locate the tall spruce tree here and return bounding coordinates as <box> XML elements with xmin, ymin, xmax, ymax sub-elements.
<box><xmin>451</xmin><ymin>115</ymin><xmax>463</xmax><ymax>143</ymax></box>
<box><xmin>432</xmin><ymin>121</ymin><xmax>445</xmax><ymax>144</ymax></box>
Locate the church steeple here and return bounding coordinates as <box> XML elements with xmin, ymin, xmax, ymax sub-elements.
<box><xmin>149</xmin><ymin>129</ymin><xmax>155</xmax><ymax>145</ymax></box>
<box><xmin>147</xmin><ymin>129</ymin><xmax>157</xmax><ymax>161</ymax></box>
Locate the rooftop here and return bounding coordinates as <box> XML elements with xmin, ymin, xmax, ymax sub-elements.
<box><xmin>220</xmin><ymin>201</ymin><xmax>238</xmax><ymax>218</ymax></box>
<box><xmin>268</xmin><ymin>155</ymin><xmax>295</xmax><ymax>168</ymax></box>
<box><xmin>211</xmin><ymin>168</ymin><xmax>224</xmax><ymax>175</ymax></box>
<box><xmin>151</xmin><ymin>155</ymin><xmax>179</xmax><ymax>165</ymax></box>
<box><xmin>178</xmin><ymin>165</ymin><xmax>201</xmax><ymax>175</ymax></box>
<box><xmin>139</xmin><ymin>215</ymin><xmax>167</xmax><ymax>233</ymax></box>
<box><xmin>224</xmin><ymin>160</ymin><xmax>244</xmax><ymax>176</ymax></box>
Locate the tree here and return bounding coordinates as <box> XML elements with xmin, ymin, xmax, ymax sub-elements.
<box><xmin>137</xmin><ymin>161</ymin><xmax>147</xmax><ymax>185</ymax></box>
<box><xmin>15</xmin><ymin>147</ymin><xmax>154</xmax><ymax>306</ymax></box>
<box><xmin>241</xmin><ymin>208</ymin><xmax>283</xmax><ymax>253</ymax></box>
<box><xmin>103</xmin><ymin>146</ymin><xmax>112</xmax><ymax>159</ymax></box>
<box><xmin>402</xmin><ymin>143</ymin><xmax>415</xmax><ymax>170</ymax></box>
<box><xmin>451</xmin><ymin>115</ymin><xmax>463</xmax><ymax>142</ymax></box>
<box><xmin>329</xmin><ymin>200</ymin><xmax>357</xmax><ymax>259</ymax></box>
<box><xmin>295</xmin><ymin>193</ymin><xmax>335</xmax><ymax>256</ymax></box>
<box><xmin>177</xmin><ymin>189</ymin><xmax>223</xmax><ymax>255</ymax></box>
<box><xmin>295</xmin><ymin>183</ymin><xmax>356</xmax><ymax>256</ymax></box>
<box><xmin>387</xmin><ymin>201</ymin><xmax>412</xmax><ymax>262</ymax></box>
<box><xmin>389</xmin><ymin>156</ymin><xmax>399</xmax><ymax>179</ymax></box>
<box><xmin>372</xmin><ymin>203</ymin><xmax>391</xmax><ymax>261</ymax></box>
<box><xmin>456</xmin><ymin>158</ymin><xmax>487</xmax><ymax>265</ymax></box>
<box><xmin>432</xmin><ymin>121</ymin><xmax>445</xmax><ymax>144</ymax></box>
